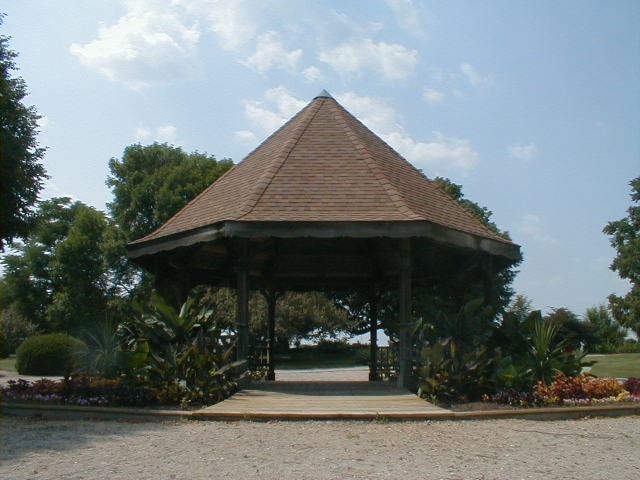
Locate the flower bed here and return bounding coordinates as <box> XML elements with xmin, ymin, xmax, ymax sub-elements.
<box><xmin>485</xmin><ymin>374</ymin><xmax>640</xmax><ymax>408</ymax></box>
<box><xmin>1</xmin><ymin>377</ymin><xmax>158</xmax><ymax>407</ymax></box>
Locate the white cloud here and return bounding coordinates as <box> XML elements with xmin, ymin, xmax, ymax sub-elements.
<box><xmin>518</xmin><ymin>213</ymin><xmax>558</xmax><ymax>245</ymax></box>
<box><xmin>460</xmin><ymin>62</ymin><xmax>493</xmax><ymax>88</ymax></box>
<box><xmin>243</xmin><ymin>86</ymin><xmax>307</xmax><ymax>134</ymax></box>
<box><xmin>234</xmin><ymin>129</ymin><xmax>258</xmax><ymax>144</ymax></box>
<box><xmin>383</xmin><ymin>131</ymin><xmax>479</xmax><ymax>172</ymax></box>
<box><xmin>386</xmin><ymin>0</ymin><xmax>425</xmax><ymax>38</ymax></box>
<box><xmin>156</xmin><ymin>125</ymin><xmax>177</xmax><ymax>143</ymax></box>
<box><xmin>134</xmin><ymin>126</ymin><xmax>152</xmax><ymax>141</ymax></box>
<box><xmin>178</xmin><ymin>0</ymin><xmax>258</xmax><ymax>51</ymax></box>
<box><xmin>70</xmin><ymin>0</ymin><xmax>201</xmax><ymax>89</ymax></box>
<box><xmin>423</xmin><ymin>88</ymin><xmax>445</xmax><ymax>103</ymax></box>
<box><xmin>336</xmin><ymin>92</ymin><xmax>399</xmax><ymax>133</ymax></box>
<box><xmin>134</xmin><ymin>124</ymin><xmax>177</xmax><ymax>143</ymax></box>
<box><xmin>319</xmin><ymin>38</ymin><xmax>418</xmax><ymax>81</ymax></box>
<box><xmin>242</xmin><ymin>31</ymin><xmax>303</xmax><ymax>73</ymax></box>
<box><xmin>302</xmin><ymin>65</ymin><xmax>324</xmax><ymax>83</ymax></box>
<box><xmin>508</xmin><ymin>142</ymin><xmax>538</xmax><ymax>161</ymax></box>
<box><xmin>337</xmin><ymin>92</ymin><xmax>478</xmax><ymax>172</ymax></box>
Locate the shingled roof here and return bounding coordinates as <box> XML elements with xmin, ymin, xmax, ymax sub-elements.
<box><xmin>129</xmin><ymin>91</ymin><xmax>517</xmax><ymax>259</ymax></box>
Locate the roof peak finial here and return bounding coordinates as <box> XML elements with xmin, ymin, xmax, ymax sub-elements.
<box><xmin>315</xmin><ymin>89</ymin><xmax>333</xmax><ymax>99</ymax></box>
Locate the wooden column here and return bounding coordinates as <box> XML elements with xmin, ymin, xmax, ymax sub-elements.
<box><xmin>263</xmin><ymin>288</ymin><xmax>278</xmax><ymax>381</ymax></box>
<box><xmin>397</xmin><ymin>239</ymin><xmax>413</xmax><ymax>389</ymax></box>
<box><xmin>368</xmin><ymin>288</ymin><xmax>380</xmax><ymax>382</ymax></box>
<box><xmin>236</xmin><ymin>241</ymin><xmax>250</xmax><ymax>362</ymax></box>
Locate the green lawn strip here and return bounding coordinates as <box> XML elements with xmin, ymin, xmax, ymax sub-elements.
<box><xmin>585</xmin><ymin>353</ymin><xmax>640</xmax><ymax>378</ymax></box>
<box><xmin>275</xmin><ymin>350</ymin><xmax>367</xmax><ymax>370</ymax></box>
<box><xmin>0</xmin><ymin>356</ymin><xmax>17</xmax><ymax>372</ymax></box>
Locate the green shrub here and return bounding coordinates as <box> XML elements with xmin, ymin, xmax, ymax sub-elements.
<box><xmin>15</xmin><ymin>333</ymin><xmax>88</xmax><ymax>376</ymax></box>
<box><xmin>615</xmin><ymin>339</ymin><xmax>640</xmax><ymax>353</ymax></box>
<box><xmin>316</xmin><ymin>339</ymin><xmax>351</xmax><ymax>354</ymax></box>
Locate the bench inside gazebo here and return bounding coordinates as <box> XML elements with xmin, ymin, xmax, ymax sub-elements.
<box><xmin>127</xmin><ymin>90</ymin><xmax>520</xmax><ymax>390</ymax></box>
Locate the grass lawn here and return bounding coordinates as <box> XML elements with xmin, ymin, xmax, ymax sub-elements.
<box><xmin>0</xmin><ymin>356</ymin><xmax>17</xmax><ymax>372</ymax></box>
<box><xmin>585</xmin><ymin>353</ymin><xmax>640</xmax><ymax>378</ymax></box>
<box><xmin>276</xmin><ymin>348</ymin><xmax>368</xmax><ymax>370</ymax></box>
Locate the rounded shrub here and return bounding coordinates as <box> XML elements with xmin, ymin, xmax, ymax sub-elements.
<box><xmin>16</xmin><ymin>333</ymin><xmax>88</xmax><ymax>376</ymax></box>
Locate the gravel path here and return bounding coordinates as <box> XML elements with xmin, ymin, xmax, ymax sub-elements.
<box><xmin>1</xmin><ymin>415</ymin><xmax>638</xmax><ymax>479</ymax></box>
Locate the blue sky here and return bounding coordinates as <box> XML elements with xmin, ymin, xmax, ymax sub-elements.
<box><xmin>3</xmin><ymin>0</ymin><xmax>638</xmax><ymax>316</ymax></box>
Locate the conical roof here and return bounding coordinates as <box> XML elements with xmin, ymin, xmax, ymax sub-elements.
<box><xmin>130</xmin><ymin>91</ymin><xmax>516</xmax><ymax>258</ymax></box>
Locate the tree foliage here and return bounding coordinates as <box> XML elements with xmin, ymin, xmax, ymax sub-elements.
<box><xmin>1</xmin><ymin>198</ymin><xmax>122</xmax><ymax>333</ymax></box>
<box><xmin>603</xmin><ymin>176</ymin><xmax>640</xmax><ymax>337</ymax></box>
<box><xmin>583</xmin><ymin>304</ymin><xmax>626</xmax><ymax>353</ymax></box>
<box><xmin>0</xmin><ymin>15</ymin><xmax>48</xmax><ymax>250</ymax></box>
<box><xmin>191</xmin><ymin>287</ymin><xmax>350</xmax><ymax>350</ymax></box>
<box><xmin>106</xmin><ymin>143</ymin><xmax>232</xmax><ymax>241</ymax></box>
<box><xmin>434</xmin><ymin>177</ymin><xmax>508</xmax><ymax>239</ymax></box>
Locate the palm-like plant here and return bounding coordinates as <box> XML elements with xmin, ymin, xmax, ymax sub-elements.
<box><xmin>528</xmin><ymin>317</ymin><xmax>585</xmax><ymax>384</ymax></box>
<box><xmin>126</xmin><ymin>293</ymin><xmax>241</xmax><ymax>404</ymax></box>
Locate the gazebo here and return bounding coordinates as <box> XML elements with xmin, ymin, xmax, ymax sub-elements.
<box><xmin>127</xmin><ymin>90</ymin><xmax>520</xmax><ymax>389</ymax></box>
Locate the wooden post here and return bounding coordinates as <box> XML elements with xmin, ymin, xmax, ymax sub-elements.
<box><xmin>263</xmin><ymin>288</ymin><xmax>278</xmax><ymax>381</ymax></box>
<box><xmin>368</xmin><ymin>288</ymin><xmax>380</xmax><ymax>382</ymax></box>
<box><xmin>397</xmin><ymin>239</ymin><xmax>413</xmax><ymax>389</ymax></box>
<box><xmin>236</xmin><ymin>241</ymin><xmax>250</xmax><ymax>362</ymax></box>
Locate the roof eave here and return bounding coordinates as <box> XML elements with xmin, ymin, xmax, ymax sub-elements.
<box><xmin>127</xmin><ymin>220</ymin><xmax>521</xmax><ymax>261</ymax></box>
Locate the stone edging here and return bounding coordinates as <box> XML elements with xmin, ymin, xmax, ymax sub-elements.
<box><xmin>2</xmin><ymin>402</ymin><xmax>192</xmax><ymax>421</ymax></box>
<box><xmin>3</xmin><ymin>401</ymin><xmax>639</xmax><ymax>422</ymax></box>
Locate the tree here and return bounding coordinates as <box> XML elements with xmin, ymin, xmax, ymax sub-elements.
<box><xmin>46</xmin><ymin>207</ymin><xmax>111</xmax><ymax>332</ymax></box>
<box><xmin>106</xmin><ymin>143</ymin><xmax>233</xmax><ymax>241</ymax></box>
<box><xmin>544</xmin><ymin>307</ymin><xmax>597</xmax><ymax>351</ymax></box>
<box><xmin>1</xmin><ymin>198</ymin><xmax>122</xmax><ymax>333</ymax></box>
<box><xmin>603</xmin><ymin>176</ymin><xmax>640</xmax><ymax>337</ymax></box>
<box><xmin>583</xmin><ymin>304</ymin><xmax>626</xmax><ymax>353</ymax></box>
<box><xmin>250</xmin><ymin>291</ymin><xmax>350</xmax><ymax>348</ymax></box>
<box><xmin>1</xmin><ymin>198</ymin><xmax>85</xmax><ymax>327</ymax></box>
<box><xmin>506</xmin><ymin>294</ymin><xmax>534</xmax><ymax>323</ymax></box>
<box><xmin>0</xmin><ymin>15</ymin><xmax>48</xmax><ymax>250</ymax></box>
<box><xmin>434</xmin><ymin>177</ymin><xmax>508</xmax><ymax>239</ymax></box>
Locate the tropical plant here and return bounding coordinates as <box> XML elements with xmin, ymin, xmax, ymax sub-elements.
<box><xmin>124</xmin><ymin>293</ymin><xmax>244</xmax><ymax>405</ymax></box>
<box><xmin>528</xmin><ymin>317</ymin><xmax>569</xmax><ymax>384</ymax></box>
<box><xmin>491</xmin><ymin>309</ymin><xmax>589</xmax><ymax>389</ymax></box>
<box><xmin>416</xmin><ymin>299</ymin><xmax>496</xmax><ymax>403</ymax></box>
<box><xmin>418</xmin><ymin>338</ymin><xmax>493</xmax><ymax>403</ymax></box>
<box><xmin>81</xmin><ymin>319</ymin><xmax>128</xmax><ymax>379</ymax></box>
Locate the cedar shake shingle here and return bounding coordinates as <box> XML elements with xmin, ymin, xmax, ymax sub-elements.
<box><xmin>133</xmin><ymin>92</ymin><xmax>511</xmax><ymax>246</ymax></box>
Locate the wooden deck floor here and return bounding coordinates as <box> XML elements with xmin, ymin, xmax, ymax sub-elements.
<box><xmin>194</xmin><ymin>380</ymin><xmax>452</xmax><ymax>420</ymax></box>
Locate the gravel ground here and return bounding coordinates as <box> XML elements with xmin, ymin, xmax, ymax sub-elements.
<box><xmin>1</xmin><ymin>415</ymin><xmax>638</xmax><ymax>479</ymax></box>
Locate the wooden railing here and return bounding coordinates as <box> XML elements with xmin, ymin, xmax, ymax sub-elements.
<box><xmin>374</xmin><ymin>346</ymin><xmax>398</xmax><ymax>380</ymax></box>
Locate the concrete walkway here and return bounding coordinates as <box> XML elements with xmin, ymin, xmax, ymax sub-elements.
<box><xmin>195</xmin><ymin>367</ymin><xmax>450</xmax><ymax>420</ymax></box>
